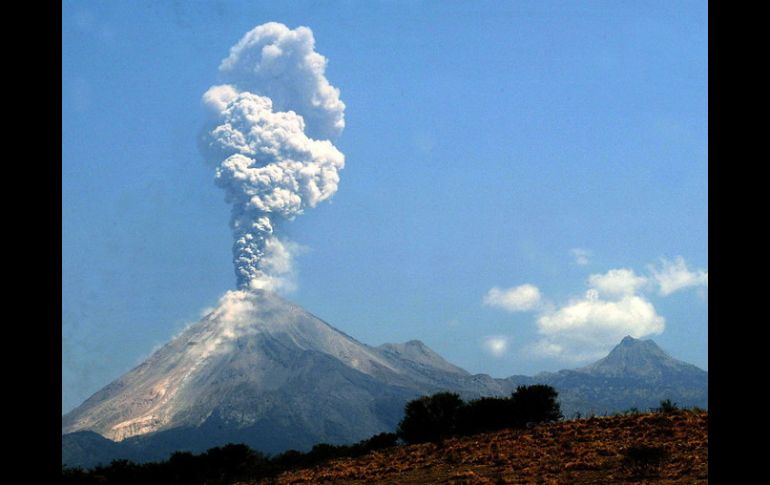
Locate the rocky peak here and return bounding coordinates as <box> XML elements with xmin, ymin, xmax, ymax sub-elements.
<box><xmin>577</xmin><ymin>336</ymin><xmax>700</xmax><ymax>379</ymax></box>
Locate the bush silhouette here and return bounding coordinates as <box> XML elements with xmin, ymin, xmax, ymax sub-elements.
<box><xmin>356</xmin><ymin>432</ymin><xmax>398</xmax><ymax>452</ymax></box>
<box><xmin>62</xmin><ymin>432</ymin><xmax>400</xmax><ymax>485</ymax></box>
<box><xmin>509</xmin><ymin>384</ymin><xmax>562</xmax><ymax>426</ymax></box>
<box><xmin>456</xmin><ymin>396</ymin><xmax>516</xmax><ymax>435</ymax></box>
<box><xmin>621</xmin><ymin>445</ymin><xmax>669</xmax><ymax>477</ymax></box>
<box><xmin>397</xmin><ymin>392</ymin><xmax>464</xmax><ymax>444</ymax></box>
<box><xmin>166</xmin><ymin>451</ymin><xmax>199</xmax><ymax>482</ymax></box>
<box><xmin>398</xmin><ymin>386</ymin><xmax>562</xmax><ymax>444</ymax></box>
<box><xmin>271</xmin><ymin>449</ymin><xmax>305</xmax><ymax>471</ymax></box>
<box><xmin>656</xmin><ymin>399</ymin><xmax>678</xmax><ymax>413</ymax></box>
<box><xmin>203</xmin><ymin>443</ymin><xmax>267</xmax><ymax>481</ymax></box>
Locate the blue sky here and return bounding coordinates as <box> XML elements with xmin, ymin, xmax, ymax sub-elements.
<box><xmin>62</xmin><ymin>0</ymin><xmax>707</xmax><ymax>413</ymax></box>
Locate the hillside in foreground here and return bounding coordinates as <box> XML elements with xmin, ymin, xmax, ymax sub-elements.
<box><xmin>245</xmin><ymin>410</ymin><xmax>707</xmax><ymax>484</ymax></box>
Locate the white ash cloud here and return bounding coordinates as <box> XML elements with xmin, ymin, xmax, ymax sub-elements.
<box><xmin>201</xmin><ymin>23</ymin><xmax>345</xmax><ymax>291</ymax></box>
<box><xmin>216</xmin><ymin>22</ymin><xmax>345</xmax><ymax>140</ymax></box>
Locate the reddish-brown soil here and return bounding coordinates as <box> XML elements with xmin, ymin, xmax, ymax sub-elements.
<box><xmin>244</xmin><ymin>410</ymin><xmax>707</xmax><ymax>484</ymax></box>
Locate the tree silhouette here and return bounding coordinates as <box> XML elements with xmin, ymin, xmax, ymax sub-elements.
<box><xmin>397</xmin><ymin>392</ymin><xmax>464</xmax><ymax>444</ymax></box>
<box><xmin>510</xmin><ymin>384</ymin><xmax>562</xmax><ymax>426</ymax></box>
<box><xmin>456</xmin><ymin>396</ymin><xmax>516</xmax><ymax>435</ymax></box>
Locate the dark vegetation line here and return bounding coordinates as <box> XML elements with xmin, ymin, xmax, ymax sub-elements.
<box><xmin>61</xmin><ymin>386</ymin><xmax>686</xmax><ymax>485</ymax></box>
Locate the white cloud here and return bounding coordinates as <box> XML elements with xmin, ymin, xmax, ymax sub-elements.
<box><xmin>537</xmin><ymin>293</ymin><xmax>664</xmax><ymax>337</ymax></box>
<box><xmin>532</xmin><ymin>292</ymin><xmax>664</xmax><ymax>362</ymax></box>
<box><xmin>529</xmin><ymin>265</ymin><xmax>665</xmax><ymax>362</ymax></box>
<box><xmin>649</xmin><ymin>256</ymin><xmax>708</xmax><ymax>296</ymax></box>
<box><xmin>483</xmin><ymin>284</ymin><xmax>542</xmax><ymax>312</ymax></box>
<box><xmin>482</xmin><ymin>336</ymin><xmax>509</xmax><ymax>357</ymax></box>
<box><xmin>486</xmin><ymin>255</ymin><xmax>706</xmax><ymax>363</ymax></box>
<box><xmin>588</xmin><ymin>268</ymin><xmax>648</xmax><ymax>298</ymax></box>
<box><xmin>570</xmin><ymin>248</ymin><xmax>591</xmax><ymax>266</ymax></box>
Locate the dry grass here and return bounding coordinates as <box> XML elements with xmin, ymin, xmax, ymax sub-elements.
<box><xmin>241</xmin><ymin>410</ymin><xmax>707</xmax><ymax>484</ymax></box>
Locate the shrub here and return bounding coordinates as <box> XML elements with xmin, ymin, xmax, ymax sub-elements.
<box><xmin>397</xmin><ymin>392</ymin><xmax>464</xmax><ymax>444</ymax></box>
<box><xmin>621</xmin><ymin>445</ymin><xmax>669</xmax><ymax>477</ymax></box>
<box><xmin>271</xmin><ymin>449</ymin><xmax>305</xmax><ymax>470</ymax></box>
<box><xmin>356</xmin><ymin>432</ymin><xmax>398</xmax><ymax>452</ymax></box>
<box><xmin>307</xmin><ymin>443</ymin><xmax>345</xmax><ymax>462</ymax></box>
<box><xmin>398</xmin><ymin>385</ymin><xmax>562</xmax><ymax>444</ymax></box>
<box><xmin>509</xmin><ymin>385</ymin><xmax>562</xmax><ymax>426</ymax></box>
<box><xmin>656</xmin><ymin>399</ymin><xmax>678</xmax><ymax>413</ymax></box>
<box><xmin>456</xmin><ymin>396</ymin><xmax>516</xmax><ymax>435</ymax></box>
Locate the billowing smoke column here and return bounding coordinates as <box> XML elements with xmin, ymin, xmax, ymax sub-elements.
<box><xmin>201</xmin><ymin>23</ymin><xmax>345</xmax><ymax>291</ymax></box>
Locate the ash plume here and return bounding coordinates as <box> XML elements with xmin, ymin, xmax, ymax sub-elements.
<box><xmin>201</xmin><ymin>22</ymin><xmax>345</xmax><ymax>291</ymax></box>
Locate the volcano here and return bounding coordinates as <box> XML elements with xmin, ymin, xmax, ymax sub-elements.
<box><xmin>62</xmin><ymin>290</ymin><xmax>510</xmax><ymax>464</ymax></box>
